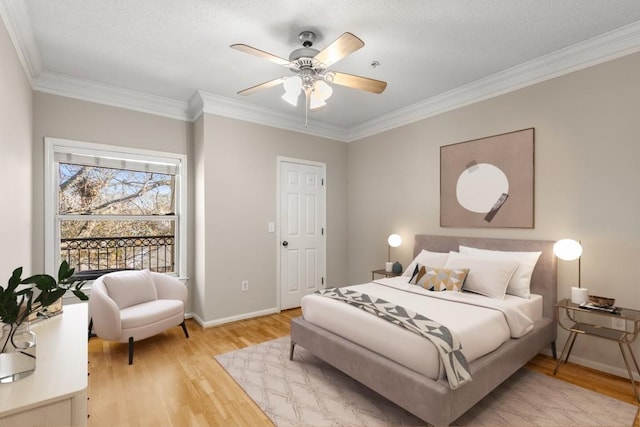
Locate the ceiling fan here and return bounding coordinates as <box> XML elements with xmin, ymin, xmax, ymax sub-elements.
<box><xmin>231</xmin><ymin>31</ymin><xmax>387</xmax><ymax>123</ymax></box>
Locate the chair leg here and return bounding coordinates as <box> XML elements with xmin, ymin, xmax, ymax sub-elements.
<box><xmin>88</xmin><ymin>318</ymin><xmax>94</xmax><ymax>340</ymax></box>
<box><xmin>180</xmin><ymin>320</ymin><xmax>189</xmax><ymax>338</ymax></box>
<box><xmin>128</xmin><ymin>337</ymin><xmax>134</xmax><ymax>365</ymax></box>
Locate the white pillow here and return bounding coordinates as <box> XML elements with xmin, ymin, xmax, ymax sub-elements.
<box><xmin>459</xmin><ymin>245</ymin><xmax>541</xmax><ymax>299</ymax></box>
<box><xmin>444</xmin><ymin>252</ymin><xmax>518</xmax><ymax>299</ymax></box>
<box><xmin>403</xmin><ymin>250</ymin><xmax>450</xmax><ymax>276</ymax></box>
<box><xmin>102</xmin><ymin>269</ymin><xmax>158</xmax><ymax>309</ymax></box>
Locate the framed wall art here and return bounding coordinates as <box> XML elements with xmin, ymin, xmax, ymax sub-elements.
<box><xmin>440</xmin><ymin>128</ymin><xmax>534</xmax><ymax>228</ymax></box>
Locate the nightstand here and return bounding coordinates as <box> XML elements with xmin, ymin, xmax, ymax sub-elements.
<box><xmin>371</xmin><ymin>269</ymin><xmax>401</xmax><ymax>280</ymax></box>
<box><xmin>554</xmin><ymin>298</ymin><xmax>640</xmax><ymax>402</ymax></box>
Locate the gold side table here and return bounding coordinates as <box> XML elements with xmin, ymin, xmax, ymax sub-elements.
<box><xmin>371</xmin><ymin>269</ymin><xmax>401</xmax><ymax>280</ymax></box>
<box><xmin>554</xmin><ymin>298</ymin><xmax>640</xmax><ymax>402</ymax></box>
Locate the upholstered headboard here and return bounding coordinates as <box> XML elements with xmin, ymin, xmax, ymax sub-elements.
<box><xmin>413</xmin><ymin>235</ymin><xmax>557</xmax><ymax>320</ymax></box>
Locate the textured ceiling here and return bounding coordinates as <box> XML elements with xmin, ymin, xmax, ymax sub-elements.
<box><xmin>8</xmin><ymin>0</ymin><xmax>640</xmax><ymax>133</ymax></box>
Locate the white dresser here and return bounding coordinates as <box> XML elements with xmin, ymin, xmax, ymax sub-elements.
<box><xmin>0</xmin><ymin>304</ymin><xmax>88</xmax><ymax>426</ymax></box>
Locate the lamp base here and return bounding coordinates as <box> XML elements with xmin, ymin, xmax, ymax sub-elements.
<box><xmin>571</xmin><ymin>287</ymin><xmax>589</xmax><ymax>305</ymax></box>
<box><xmin>392</xmin><ymin>262</ymin><xmax>403</xmax><ymax>274</ymax></box>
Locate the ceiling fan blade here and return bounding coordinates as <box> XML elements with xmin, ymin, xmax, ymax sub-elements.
<box><xmin>330</xmin><ymin>72</ymin><xmax>387</xmax><ymax>94</ymax></box>
<box><xmin>230</xmin><ymin>44</ymin><xmax>292</xmax><ymax>66</ymax></box>
<box><xmin>237</xmin><ymin>77</ymin><xmax>286</xmax><ymax>96</ymax></box>
<box><xmin>314</xmin><ymin>32</ymin><xmax>364</xmax><ymax>67</ymax></box>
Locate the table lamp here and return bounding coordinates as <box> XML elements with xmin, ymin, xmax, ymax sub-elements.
<box><xmin>553</xmin><ymin>238</ymin><xmax>586</xmax><ymax>304</ymax></box>
<box><xmin>387</xmin><ymin>234</ymin><xmax>402</xmax><ymax>273</ymax></box>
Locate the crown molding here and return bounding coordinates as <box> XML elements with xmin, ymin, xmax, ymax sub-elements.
<box><xmin>346</xmin><ymin>21</ymin><xmax>640</xmax><ymax>141</ymax></box>
<box><xmin>0</xmin><ymin>0</ymin><xmax>42</xmax><ymax>84</ymax></box>
<box><xmin>34</xmin><ymin>71</ymin><xmax>192</xmax><ymax>121</ymax></box>
<box><xmin>33</xmin><ymin>72</ymin><xmax>350</xmax><ymax>140</ymax></box>
<box><xmin>190</xmin><ymin>90</ymin><xmax>348</xmax><ymax>141</ymax></box>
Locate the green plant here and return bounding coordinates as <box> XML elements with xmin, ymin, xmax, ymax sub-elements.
<box><xmin>0</xmin><ymin>261</ymin><xmax>87</xmax><ymax>352</ymax></box>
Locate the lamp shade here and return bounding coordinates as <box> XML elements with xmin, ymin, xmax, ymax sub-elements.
<box><xmin>281</xmin><ymin>76</ymin><xmax>302</xmax><ymax>106</ymax></box>
<box><xmin>309</xmin><ymin>80</ymin><xmax>333</xmax><ymax>110</ymax></box>
<box><xmin>309</xmin><ymin>94</ymin><xmax>326</xmax><ymax>110</ymax></box>
<box><xmin>387</xmin><ymin>234</ymin><xmax>402</xmax><ymax>248</ymax></box>
<box><xmin>553</xmin><ymin>239</ymin><xmax>582</xmax><ymax>261</ymax></box>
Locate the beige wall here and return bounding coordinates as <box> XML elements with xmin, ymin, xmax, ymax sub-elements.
<box><xmin>348</xmin><ymin>52</ymin><xmax>640</xmax><ymax>376</ymax></box>
<box><xmin>195</xmin><ymin>114</ymin><xmax>348</xmax><ymax>322</ymax></box>
<box><xmin>0</xmin><ymin>18</ymin><xmax>32</xmax><ymax>275</ymax></box>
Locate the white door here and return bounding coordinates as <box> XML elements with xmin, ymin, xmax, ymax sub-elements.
<box><xmin>279</xmin><ymin>160</ymin><xmax>326</xmax><ymax>310</ymax></box>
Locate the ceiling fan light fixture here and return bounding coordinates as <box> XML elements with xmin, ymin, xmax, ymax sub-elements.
<box><xmin>232</xmin><ymin>31</ymin><xmax>386</xmax><ymax>111</ymax></box>
<box><xmin>281</xmin><ymin>90</ymin><xmax>300</xmax><ymax>107</ymax></box>
<box><xmin>281</xmin><ymin>76</ymin><xmax>302</xmax><ymax>106</ymax></box>
<box><xmin>309</xmin><ymin>95</ymin><xmax>327</xmax><ymax>111</ymax></box>
<box><xmin>309</xmin><ymin>80</ymin><xmax>333</xmax><ymax>110</ymax></box>
<box><xmin>232</xmin><ymin>31</ymin><xmax>386</xmax><ymax>122</ymax></box>
<box><xmin>314</xmin><ymin>80</ymin><xmax>333</xmax><ymax>101</ymax></box>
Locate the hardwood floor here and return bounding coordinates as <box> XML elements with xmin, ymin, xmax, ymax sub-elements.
<box><xmin>527</xmin><ymin>354</ymin><xmax>640</xmax><ymax>427</ymax></box>
<box><xmin>88</xmin><ymin>308</ymin><xmax>640</xmax><ymax>426</ymax></box>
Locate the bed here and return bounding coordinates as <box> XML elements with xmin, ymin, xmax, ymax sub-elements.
<box><xmin>289</xmin><ymin>235</ymin><xmax>557</xmax><ymax>427</ymax></box>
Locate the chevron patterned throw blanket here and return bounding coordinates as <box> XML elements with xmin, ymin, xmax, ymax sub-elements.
<box><xmin>315</xmin><ymin>287</ymin><xmax>472</xmax><ymax>389</ymax></box>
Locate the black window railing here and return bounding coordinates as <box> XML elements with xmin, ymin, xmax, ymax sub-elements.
<box><xmin>60</xmin><ymin>235</ymin><xmax>175</xmax><ymax>276</ymax></box>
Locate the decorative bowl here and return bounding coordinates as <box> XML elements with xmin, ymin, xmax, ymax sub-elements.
<box><xmin>588</xmin><ymin>295</ymin><xmax>615</xmax><ymax>307</ymax></box>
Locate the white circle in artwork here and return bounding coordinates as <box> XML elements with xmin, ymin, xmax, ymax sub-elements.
<box><xmin>456</xmin><ymin>163</ymin><xmax>509</xmax><ymax>213</ymax></box>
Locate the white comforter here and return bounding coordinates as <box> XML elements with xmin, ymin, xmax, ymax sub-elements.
<box><xmin>301</xmin><ymin>277</ymin><xmax>539</xmax><ymax>380</ymax></box>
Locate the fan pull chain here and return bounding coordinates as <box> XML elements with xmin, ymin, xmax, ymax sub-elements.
<box><xmin>304</xmin><ymin>90</ymin><xmax>309</xmax><ymax>128</ymax></box>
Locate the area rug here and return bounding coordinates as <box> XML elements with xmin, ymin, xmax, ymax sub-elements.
<box><xmin>215</xmin><ymin>337</ymin><xmax>638</xmax><ymax>427</ymax></box>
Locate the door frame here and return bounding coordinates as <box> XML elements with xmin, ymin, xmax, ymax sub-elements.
<box><xmin>276</xmin><ymin>156</ymin><xmax>327</xmax><ymax>311</ymax></box>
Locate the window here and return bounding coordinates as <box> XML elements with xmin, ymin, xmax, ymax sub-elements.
<box><xmin>45</xmin><ymin>138</ymin><xmax>187</xmax><ymax>279</ymax></box>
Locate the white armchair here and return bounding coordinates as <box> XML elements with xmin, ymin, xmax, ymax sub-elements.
<box><xmin>88</xmin><ymin>269</ymin><xmax>189</xmax><ymax>364</ymax></box>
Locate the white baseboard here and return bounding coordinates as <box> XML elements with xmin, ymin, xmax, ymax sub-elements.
<box><xmin>540</xmin><ymin>347</ymin><xmax>639</xmax><ymax>381</ymax></box>
<box><xmin>564</xmin><ymin>354</ymin><xmax>639</xmax><ymax>382</ymax></box>
<box><xmin>185</xmin><ymin>307</ymin><xmax>280</xmax><ymax>329</ymax></box>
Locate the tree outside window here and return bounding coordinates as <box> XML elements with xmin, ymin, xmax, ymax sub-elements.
<box><xmin>58</xmin><ymin>163</ymin><xmax>177</xmax><ymax>275</ymax></box>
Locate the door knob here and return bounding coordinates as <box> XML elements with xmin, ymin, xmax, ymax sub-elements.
<box><xmin>282</xmin><ymin>241</ymin><xmax>288</xmax><ymax>247</ymax></box>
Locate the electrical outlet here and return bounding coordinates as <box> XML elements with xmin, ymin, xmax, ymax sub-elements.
<box><xmin>241</xmin><ymin>280</ymin><xmax>249</xmax><ymax>292</ymax></box>
<box><xmin>612</xmin><ymin>317</ymin><xmax>625</xmax><ymax>330</ymax></box>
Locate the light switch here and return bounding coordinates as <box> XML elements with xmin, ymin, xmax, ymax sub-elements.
<box><xmin>268</xmin><ymin>222</ymin><xmax>275</xmax><ymax>233</ymax></box>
